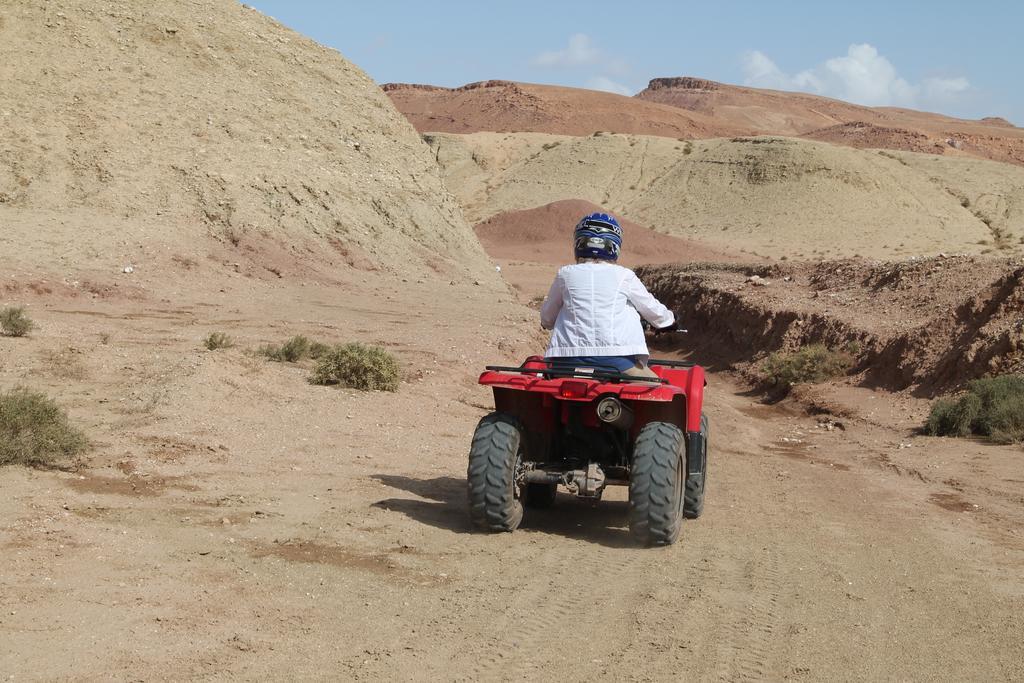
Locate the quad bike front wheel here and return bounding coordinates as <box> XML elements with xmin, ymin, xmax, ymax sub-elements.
<box><xmin>629</xmin><ymin>421</ymin><xmax>686</xmax><ymax>546</ymax></box>
<box><xmin>467</xmin><ymin>412</ymin><xmax>525</xmax><ymax>532</ymax></box>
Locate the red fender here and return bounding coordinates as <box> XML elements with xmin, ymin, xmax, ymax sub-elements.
<box><xmin>684</xmin><ymin>365</ymin><xmax>705</xmax><ymax>433</ymax></box>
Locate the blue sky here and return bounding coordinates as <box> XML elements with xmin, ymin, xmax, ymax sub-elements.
<box><xmin>247</xmin><ymin>1</ymin><xmax>1021</xmax><ymax>123</ymax></box>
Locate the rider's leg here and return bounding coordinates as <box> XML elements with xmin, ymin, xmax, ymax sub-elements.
<box><xmin>623</xmin><ymin>360</ymin><xmax>658</xmax><ymax>379</ymax></box>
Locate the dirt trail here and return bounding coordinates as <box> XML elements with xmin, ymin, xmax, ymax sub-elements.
<box><xmin>3</xmin><ymin>289</ymin><xmax>1022</xmax><ymax>679</ymax></box>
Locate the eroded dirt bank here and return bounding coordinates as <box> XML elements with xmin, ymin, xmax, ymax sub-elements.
<box><xmin>638</xmin><ymin>255</ymin><xmax>1024</xmax><ymax>396</ymax></box>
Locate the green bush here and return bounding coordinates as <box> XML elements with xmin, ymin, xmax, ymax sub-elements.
<box><xmin>310</xmin><ymin>343</ymin><xmax>399</xmax><ymax>391</ymax></box>
<box><xmin>927</xmin><ymin>375</ymin><xmax>1024</xmax><ymax>443</ymax></box>
<box><xmin>761</xmin><ymin>344</ymin><xmax>852</xmax><ymax>388</ymax></box>
<box><xmin>260</xmin><ymin>335</ymin><xmax>332</xmax><ymax>362</ymax></box>
<box><xmin>0</xmin><ymin>387</ymin><xmax>88</xmax><ymax>467</ymax></box>
<box><xmin>925</xmin><ymin>395</ymin><xmax>979</xmax><ymax>437</ymax></box>
<box><xmin>308</xmin><ymin>340</ymin><xmax>331</xmax><ymax>359</ymax></box>
<box><xmin>203</xmin><ymin>331</ymin><xmax>235</xmax><ymax>351</ymax></box>
<box><xmin>1</xmin><ymin>307</ymin><xmax>34</xmax><ymax>337</ymax></box>
<box><xmin>260</xmin><ymin>335</ymin><xmax>306</xmax><ymax>362</ymax></box>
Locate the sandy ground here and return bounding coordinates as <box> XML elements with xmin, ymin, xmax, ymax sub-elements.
<box><xmin>2</xmin><ymin>2</ymin><xmax>1023</xmax><ymax>680</ymax></box>
<box><xmin>2</xmin><ymin>262</ymin><xmax>1023</xmax><ymax>681</ymax></box>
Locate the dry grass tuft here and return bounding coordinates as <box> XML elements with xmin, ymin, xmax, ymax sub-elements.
<box><xmin>309</xmin><ymin>343</ymin><xmax>399</xmax><ymax>391</ymax></box>
<box><xmin>1</xmin><ymin>307</ymin><xmax>34</xmax><ymax>337</ymax></box>
<box><xmin>203</xmin><ymin>332</ymin><xmax>235</xmax><ymax>351</ymax></box>
<box><xmin>260</xmin><ymin>335</ymin><xmax>331</xmax><ymax>363</ymax></box>
<box><xmin>0</xmin><ymin>387</ymin><xmax>88</xmax><ymax>467</ymax></box>
<box><xmin>762</xmin><ymin>344</ymin><xmax>853</xmax><ymax>390</ymax></box>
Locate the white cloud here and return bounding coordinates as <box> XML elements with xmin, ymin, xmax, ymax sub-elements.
<box><xmin>532</xmin><ymin>33</ymin><xmax>601</xmax><ymax>67</ymax></box>
<box><xmin>588</xmin><ymin>76</ymin><xmax>633</xmax><ymax>96</ymax></box>
<box><xmin>741</xmin><ymin>44</ymin><xmax>970</xmax><ymax>109</ymax></box>
<box><xmin>820</xmin><ymin>44</ymin><xmax>915</xmax><ymax>106</ymax></box>
<box><xmin>532</xmin><ymin>34</ymin><xmax>638</xmax><ymax>96</ymax></box>
<box><xmin>742</xmin><ymin>50</ymin><xmax>788</xmax><ymax>90</ymax></box>
<box><xmin>924</xmin><ymin>76</ymin><xmax>970</xmax><ymax>100</ymax></box>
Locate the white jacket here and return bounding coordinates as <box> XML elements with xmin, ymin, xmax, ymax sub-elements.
<box><xmin>540</xmin><ymin>262</ymin><xmax>675</xmax><ymax>357</ymax></box>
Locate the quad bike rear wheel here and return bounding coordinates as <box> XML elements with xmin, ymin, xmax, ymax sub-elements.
<box><xmin>629</xmin><ymin>421</ymin><xmax>685</xmax><ymax>546</ymax></box>
<box><xmin>467</xmin><ymin>412</ymin><xmax>525</xmax><ymax>532</ymax></box>
<box><xmin>684</xmin><ymin>413</ymin><xmax>709</xmax><ymax>519</ymax></box>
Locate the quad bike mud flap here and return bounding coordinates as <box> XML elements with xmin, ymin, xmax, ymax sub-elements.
<box><xmin>683</xmin><ymin>414</ymin><xmax>709</xmax><ymax>519</ymax></box>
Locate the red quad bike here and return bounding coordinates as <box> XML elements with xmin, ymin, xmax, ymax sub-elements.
<box><xmin>467</xmin><ymin>356</ymin><xmax>708</xmax><ymax>546</ymax></box>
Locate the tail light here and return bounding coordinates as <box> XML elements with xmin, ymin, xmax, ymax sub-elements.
<box><xmin>558</xmin><ymin>380</ymin><xmax>590</xmax><ymax>399</ymax></box>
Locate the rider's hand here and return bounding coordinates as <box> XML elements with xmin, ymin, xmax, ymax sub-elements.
<box><xmin>654</xmin><ymin>321</ymin><xmax>679</xmax><ymax>336</ymax></box>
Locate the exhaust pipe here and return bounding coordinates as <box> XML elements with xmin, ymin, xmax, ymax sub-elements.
<box><xmin>596</xmin><ymin>396</ymin><xmax>633</xmax><ymax>430</ymax></box>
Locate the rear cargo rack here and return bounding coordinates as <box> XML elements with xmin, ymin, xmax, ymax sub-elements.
<box><xmin>484</xmin><ymin>362</ymin><xmax>669</xmax><ymax>385</ymax></box>
<box><xmin>648</xmin><ymin>358</ymin><xmax>696</xmax><ymax>368</ymax></box>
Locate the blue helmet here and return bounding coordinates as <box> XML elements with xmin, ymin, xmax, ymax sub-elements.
<box><xmin>573</xmin><ymin>212</ymin><xmax>622</xmax><ymax>261</ymax></box>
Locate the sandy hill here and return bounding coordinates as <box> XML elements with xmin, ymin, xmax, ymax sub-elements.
<box><xmin>637</xmin><ymin>77</ymin><xmax>1024</xmax><ymax>167</ymax></box>
<box><xmin>382</xmin><ymin>80</ymin><xmax>741</xmax><ymax>138</ymax></box>
<box><xmin>475</xmin><ymin>198</ymin><xmax>740</xmax><ymax>266</ymax></box>
<box><xmin>384</xmin><ymin>76</ymin><xmax>1024</xmax><ymax>167</ymax></box>
<box><xmin>0</xmin><ymin>0</ymin><xmax>496</xmax><ymax>284</ymax></box>
<box><xmin>475</xmin><ymin>198</ymin><xmax>743</xmax><ymax>299</ymax></box>
<box><xmin>427</xmin><ymin>131</ymin><xmax>1024</xmax><ymax>261</ymax></box>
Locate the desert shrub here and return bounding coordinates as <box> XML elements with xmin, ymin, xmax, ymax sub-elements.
<box><xmin>1</xmin><ymin>307</ymin><xmax>34</xmax><ymax>337</ymax></box>
<box><xmin>925</xmin><ymin>395</ymin><xmax>980</xmax><ymax>438</ymax></box>
<box><xmin>260</xmin><ymin>336</ymin><xmax>332</xmax><ymax>362</ymax></box>
<box><xmin>257</xmin><ymin>343</ymin><xmax>280</xmax><ymax>360</ymax></box>
<box><xmin>927</xmin><ymin>375</ymin><xmax>1024</xmax><ymax>443</ymax></box>
<box><xmin>260</xmin><ymin>335</ymin><xmax>309</xmax><ymax>362</ymax></box>
<box><xmin>762</xmin><ymin>344</ymin><xmax>853</xmax><ymax>388</ymax></box>
<box><xmin>308</xmin><ymin>340</ymin><xmax>331</xmax><ymax>359</ymax></box>
<box><xmin>310</xmin><ymin>343</ymin><xmax>399</xmax><ymax>391</ymax></box>
<box><xmin>203</xmin><ymin>332</ymin><xmax>235</xmax><ymax>351</ymax></box>
<box><xmin>0</xmin><ymin>387</ymin><xmax>88</xmax><ymax>467</ymax></box>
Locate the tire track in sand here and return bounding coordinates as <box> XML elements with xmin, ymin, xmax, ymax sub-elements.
<box><xmin>467</xmin><ymin>534</ymin><xmax>649</xmax><ymax>681</ymax></box>
<box><xmin>466</xmin><ymin>380</ymin><xmax>787</xmax><ymax>681</ymax></box>
<box><xmin>710</xmin><ymin>549</ymin><xmax>783</xmax><ymax>681</ymax></box>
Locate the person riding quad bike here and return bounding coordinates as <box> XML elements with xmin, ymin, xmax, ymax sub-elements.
<box><xmin>541</xmin><ymin>212</ymin><xmax>679</xmax><ymax>372</ymax></box>
<box><xmin>468</xmin><ymin>212</ymin><xmax>707</xmax><ymax>546</ymax></box>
